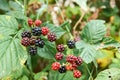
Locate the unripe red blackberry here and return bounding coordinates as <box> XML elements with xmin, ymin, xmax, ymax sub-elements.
<box><xmin>41</xmin><ymin>27</ymin><xmax>49</xmax><ymax>36</ymax></box>
<box><xmin>51</xmin><ymin>62</ymin><xmax>61</xmax><ymax>70</ymax></box>
<box><xmin>66</xmin><ymin>64</ymin><xmax>73</xmax><ymax>70</ymax></box>
<box><xmin>72</xmin><ymin>62</ymin><xmax>78</xmax><ymax>69</ymax></box>
<box><xmin>21</xmin><ymin>31</ymin><xmax>31</xmax><ymax>38</ymax></box>
<box><xmin>32</xmin><ymin>27</ymin><xmax>42</xmax><ymax>36</ymax></box>
<box><xmin>58</xmin><ymin>66</ymin><xmax>67</xmax><ymax>73</ymax></box>
<box><xmin>55</xmin><ymin>52</ymin><xmax>63</xmax><ymax>60</ymax></box>
<box><xmin>29</xmin><ymin>46</ymin><xmax>37</xmax><ymax>55</ymax></box>
<box><xmin>67</xmin><ymin>40</ymin><xmax>75</xmax><ymax>49</ymax></box>
<box><xmin>35</xmin><ymin>38</ymin><xmax>45</xmax><ymax>48</ymax></box>
<box><xmin>34</xmin><ymin>20</ymin><xmax>42</xmax><ymax>26</ymax></box>
<box><xmin>28</xmin><ymin>18</ymin><xmax>33</xmax><ymax>26</ymax></box>
<box><xmin>21</xmin><ymin>37</ymin><xmax>30</xmax><ymax>46</ymax></box>
<box><xmin>47</xmin><ymin>33</ymin><xmax>56</xmax><ymax>42</ymax></box>
<box><xmin>66</xmin><ymin>55</ymin><xmax>77</xmax><ymax>63</ymax></box>
<box><xmin>75</xmin><ymin>57</ymin><xmax>82</xmax><ymax>66</ymax></box>
<box><xmin>56</xmin><ymin>44</ymin><xmax>65</xmax><ymax>52</ymax></box>
<box><xmin>73</xmin><ymin>70</ymin><xmax>82</xmax><ymax>78</ymax></box>
<box><xmin>30</xmin><ymin>37</ymin><xmax>36</xmax><ymax>45</ymax></box>
<box><xmin>74</xmin><ymin>36</ymin><xmax>80</xmax><ymax>42</ymax></box>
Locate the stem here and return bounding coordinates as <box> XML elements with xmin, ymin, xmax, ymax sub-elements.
<box><xmin>27</xmin><ymin>55</ymin><xmax>34</xmax><ymax>80</ymax></box>
<box><xmin>84</xmin><ymin>63</ymin><xmax>93</xmax><ymax>80</ymax></box>
<box><xmin>55</xmin><ymin>0</ymin><xmax>73</xmax><ymax>39</ymax></box>
<box><xmin>73</xmin><ymin>11</ymin><xmax>85</xmax><ymax>36</ymax></box>
<box><xmin>46</xmin><ymin>0</ymin><xmax>49</xmax><ymax>20</ymax></box>
<box><xmin>24</xmin><ymin>0</ymin><xmax>27</xmax><ymax>15</ymax></box>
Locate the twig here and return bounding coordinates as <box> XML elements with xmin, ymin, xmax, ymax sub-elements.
<box><xmin>73</xmin><ymin>11</ymin><xmax>85</xmax><ymax>36</ymax></box>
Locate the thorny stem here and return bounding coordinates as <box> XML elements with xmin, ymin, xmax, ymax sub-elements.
<box><xmin>73</xmin><ymin>11</ymin><xmax>85</xmax><ymax>36</ymax></box>
<box><xmin>55</xmin><ymin>0</ymin><xmax>73</xmax><ymax>39</ymax></box>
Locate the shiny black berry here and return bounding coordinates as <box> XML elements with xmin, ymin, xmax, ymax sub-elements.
<box><xmin>21</xmin><ymin>31</ymin><xmax>31</xmax><ymax>38</ymax></box>
<box><xmin>67</xmin><ymin>40</ymin><xmax>75</xmax><ymax>49</ymax></box>
<box><xmin>32</xmin><ymin>27</ymin><xmax>42</xmax><ymax>36</ymax></box>
<box><xmin>29</xmin><ymin>46</ymin><xmax>37</xmax><ymax>55</ymax></box>
<box><xmin>58</xmin><ymin>66</ymin><xmax>66</xmax><ymax>73</ymax></box>
<box><xmin>35</xmin><ymin>38</ymin><xmax>45</xmax><ymax>48</ymax></box>
<box><xmin>47</xmin><ymin>33</ymin><xmax>56</xmax><ymax>42</ymax></box>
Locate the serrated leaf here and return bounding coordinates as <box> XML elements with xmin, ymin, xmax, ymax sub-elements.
<box><xmin>95</xmin><ymin>68</ymin><xmax>120</xmax><ymax>80</ymax></box>
<box><xmin>0</xmin><ymin>0</ymin><xmax>10</xmax><ymax>11</ymax></box>
<box><xmin>6</xmin><ymin>1</ymin><xmax>25</xmax><ymax>19</ymax></box>
<box><xmin>0</xmin><ymin>15</ymin><xmax>18</xmax><ymax>35</ymax></box>
<box><xmin>102</xmin><ymin>37</ymin><xmax>120</xmax><ymax>48</ymax></box>
<box><xmin>81</xmin><ymin>20</ymin><xmax>106</xmax><ymax>44</ymax></box>
<box><xmin>37</xmin><ymin>41</ymin><xmax>56</xmax><ymax>59</ymax></box>
<box><xmin>6</xmin><ymin>11</ymin><xmax>26</xmax><ymax>20</ymax></box>
<box><xmin>76</xmin><ymin>40</ymin><xmax>97</xmax><ymax>63</ymax></box>
<box><xmin>46</xmin><ymin>24</ymin><xmax>66</xmax><ymax>39</ymax></box>
<box><xmin>34</xmin><ymin>72</ymin><xmax>48</xmax><ymax>80</ymax></box>
<box><xmin>0</xmin><ymin>36</ymin><xmax>28</xmax><ymax>78</ymax></box>
<box><xmin>73</xmin><ymin>0</ymin><xmax>88</xmax><ymax>12</ymax></box>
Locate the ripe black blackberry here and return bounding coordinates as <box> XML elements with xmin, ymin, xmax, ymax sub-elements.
<box><xmin>29</xmin><ymin>46</ymin><xmax>37</xmax><ymax>55</ymax></box>
<box><xmin>35</xmin><ymin>38</ymin><xmax>45</xmax><ymax>48</ymax></box>
<box><xmin>58</xmin><ymin>66</ymin><xmax>66</xmax><ymax>73</ymax></box>
<box><xmin>47</xmin><ymin>33</ymin><xmax>56</xmax><ymax>42</ymax></box>
<box><xmin>21</xmin><ymin>31</ymin><xmax>31</xmax><ymax>38</ymax></box>
<box><xmin>67</xmin><ymin>40</ymin><xmax>75</xmax><ymax>49</ymax></box>
<box><xmin>56</xmin><ymin>44</ymin><xmax>65</xmax><ymax>52</ymax></box>
<box><xmin>32</xmin><ymin>27</ymin><xmax>42</xmax><ymax>36</ymax></box>
<box><xmin>21</xmin><ymin>37</ymin><xmax>30</xmax><ymax>46</ymax></box>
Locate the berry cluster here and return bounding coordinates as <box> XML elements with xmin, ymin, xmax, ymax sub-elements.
<box><xmin>21</xmin><ymin>18</ymin><xmax>57</xmax><ymax>55</ymax></box>
<box><xmin>52</xmin><ymin>42</ymin><xmax>82</xmax><ymax>78</ymax></box>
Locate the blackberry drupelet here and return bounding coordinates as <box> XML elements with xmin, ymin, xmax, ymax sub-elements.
<box><xmin>21</xmin><ymin>37</ymin><xmax>30</xmax><ymax>46</ymax></box>
<box><xmin>56</xmin><ymin>44</ymin><xmax>65</xmax><ymax>52</ymax></box>
<box><xmin>58</xmin><ymin>66</ymin><xmax>66</xmax><ymax>73</ymax></box>
<box><xmin>67</xmin><ymin>40</ymin><xmax>75</xmax><ymax>49</ymax></box>
<box><xmin>29</xmin><ymin>46</ymin><xmax>37</xmax><ymax>55</ymax></box>
<box><xmin>35</xmin><ymin>38</ymin><xmax>45</xmax><ymax>48</ymax></box>
<box><xmin>47</xmin><ymin>33</ymin><xmax>56</xmax><ymax>42</ymax></box>
<box><xmin>21</xmin><ymin>31</ymin><xmax>31</xmax><ymax>38</ymax></box>
<box><xmin>55</xmin><ymin>52</ymin><xmax>63</xmax><ymax>60</ymax></box>
<box><xmin>32</xmin><ymin>27</ymin><xmax>42</xmax><ymax>36</ymax></box>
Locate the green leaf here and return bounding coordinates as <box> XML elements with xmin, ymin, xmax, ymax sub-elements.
<box><xmin>73</xmin><ymin>0</ymin><xmax>88</xmax><ymax>12</ymax></box>
<box><xmin>37</xmin><ymin>41</ymin><xmax>56</xmax><ymax>59</ymax></box>
<box><xmin>46</xmin><ymin>24</ymin><xmax>66</xmax><ymax>39</ymax></box>
<box><xmin>81</xmin><ymin>20</ymin><xmax>106</xmax><ymax>44</ymax></box>
<box><xmin>0</xmin><ymin>0</ymin><xmax>10</xmax><ymax>11</ymax></box>
<box><xmin>6</xmin><ymin>11</ymin><xmax>26</xmax><ymax>20</ymax></box>
<box><xmin>37</xmin><ymin>4</ymin><xmax>47</xmax><ymax>17</ymax></box>
<box><xmin>34</xmin><ymin>72</ymin><xmax>48</xmax><ymax>80</ymax></box>
<box><xmin>0</xmin><ymin>15</ymin><xmax>18</xmax><ymax>35</ymax></box>
<box><xmin>102</xmin><ymin>37</ymin><xmax>120</xmax><ymax>48</ymax></box>
<box><xmin>6</xmin><ymin>1</ymin><xmax>26</xmax><ymax>19</ymax></box>
<box><xmin>0</xmin><ymin>36</ymin><xmax>28</xmax><ymax>78</ymax></box>
<box><xmin>76</xmin><ymin>40</ymin><xmax>97</xmax><ymax>63</ymax></box>
<box><xmin>95</xmin><ymin>68</ymin><xmax>120</xmax><ymax>80</ymax></box>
